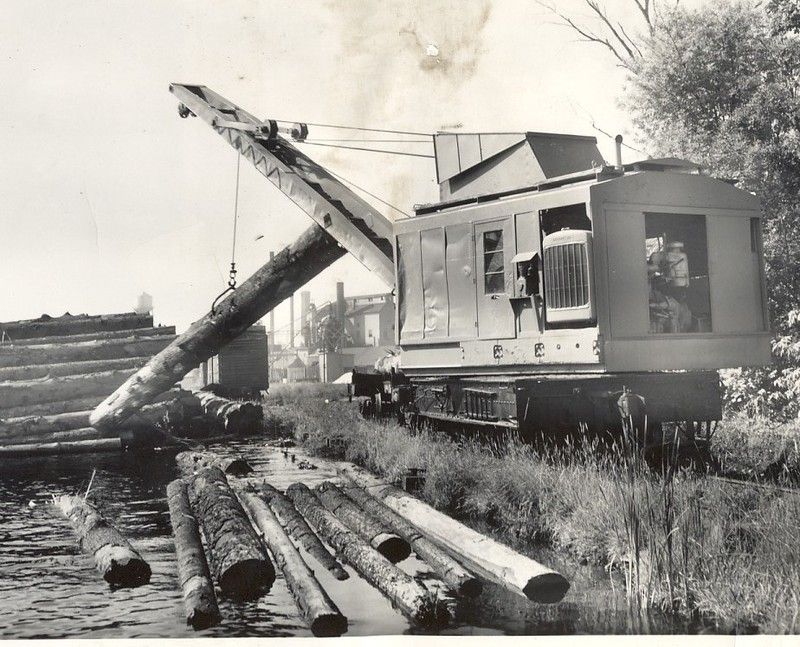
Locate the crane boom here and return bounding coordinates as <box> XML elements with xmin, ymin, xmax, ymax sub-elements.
<box><xmin>169</xmin><ymin>84</ymin><xmax>396</xmax><ymax>286</ymax></box>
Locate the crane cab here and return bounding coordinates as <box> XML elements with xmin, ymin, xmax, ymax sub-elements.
<box><xmin>392</xmin><ymin>132</ymin><xmax>771</xmax><ymax>435</ymax></box>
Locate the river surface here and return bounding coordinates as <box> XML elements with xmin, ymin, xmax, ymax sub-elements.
<box><xmin>0</xmin><ymin>437</ymin><xmax>697</xmax><ymax>638</ymax></box>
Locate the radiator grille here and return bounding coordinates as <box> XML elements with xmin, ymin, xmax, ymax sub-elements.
<box><xmin>544</xmin><ymin>242</ymin><xmax>589</xmax><ymax>309</ymax></box>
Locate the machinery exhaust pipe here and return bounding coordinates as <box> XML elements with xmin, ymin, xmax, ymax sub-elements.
<box><xmin>615</xmin><ymin>134</ymin><xmax>623</xmax><ymax>169</ymax></box>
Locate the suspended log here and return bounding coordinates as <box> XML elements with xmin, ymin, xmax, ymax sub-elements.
<box><xmin>166</xmin><ymin>480</ymin><xmax>221</xmax><ymax>630</ymax></box>
<box><xmin>337</xmin><ymin>479</ymin><xmax>481</xmax><ymax>597</ymax></box>
<box><xmin>193</xmin><ymin>391</ymin><xmax>263</xmax><ymax>435</ymax></box>
<box><xmin>0</xmin><ymin>437</ymin><xmax>122</xmax><ymax>458</ymax></box>
<box><xmin>257</xmin><ymin>482</ymin><xmax>348</xmax><ymax>580</ymax></box>
<box><xmin>9</xmin><ymin>325</ymin><xmax>176</xmax><ymax>347</ymax></box>
<box><xmin>315</xmin><ymin>481</ymin><xmax>410</xmax><ymax>564</ymax></box>
<box><xmin>286</xmin><ymin>483</ymin><xmax>447</xmax><ymax>628</ymax></box>
<box><xmin>0</xmin><ymin>356</ymin><xmax>152</xmax><ymax>382</ymax></box>
<box><xmin>90</xmin><ymin>223</ymin><xmax>346</xmax><ymax>431</ymax></box>
<box><xmin>54</xmin><ymin>494</ymin><xmax>151</xmax><ymax>586</ymax></box>
<box><xmin>187</xmin><ymin>466</ymin><xmax>274</xmax><ymax>599</ymax></box>
<box><xmin>338</xmin><ymin>464</ymin><xmax>569</xmax><ymax>604</ymax></box>
<box><xmin>239</xmin><ymin>490</ymin><xmax>348</xmax><ymax>637</ymax></box>
<box><xmin>0</xmin><ymin>312</ymin><xmax>153</xmax><ymax>340</ymax></box>
<box><xmin>0</xmin><ymin>335</ymin><xmax>173</xmax><ymax>368</ymax></box>
<box><xmin>176</xmin><ymin>451</ymin><xmax>253</xmax><ymax>477</ymax></box>
<box><xmin>0</xmin><ymin>368</ymin><xmax>139</xmax><ymax>409</ymax></box>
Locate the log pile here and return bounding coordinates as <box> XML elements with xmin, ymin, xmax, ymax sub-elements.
<box><xmin>0</xmin><ymin>312</ymin><xmax>178</xmax><ymax>454</ymax></box>
<box><xmin>194</xmin><ymin>390</ymin><xmax>263</xmax><ymax>436</ymax></box>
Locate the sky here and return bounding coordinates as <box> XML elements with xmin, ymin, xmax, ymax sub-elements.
<box><xmin>0</xmin><ymin>0</ymin><xmax>682</xmax><ymax>342</ymax></box>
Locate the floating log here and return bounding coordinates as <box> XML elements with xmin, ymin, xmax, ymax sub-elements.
<box><xmin>286</xmin><ymin>483</ymin><xmax>447</xmax><ymax>628</ymax></box>
<box><xmin>194</xmin><ymin>391</ymin><xmax>263</xmax><ymax>435</ymax></box>
<box><xmin>8</xmin><ymin>325</ymin><xmax>176</xmax><ymax>347</ymax></box>
<box><xmin>0</xmin><ymin>437</ymin><xmax>123</xmax><ymax>458</ymax></box>
<box><xmin>338</xmin><ymin>464</ymin><xmax>569</xmax><ymax>603</ymax></box>
<box><xmin>257</xmin><ymin>482</ymin><xmax>348</xmax><ymax>581</ymax></box>
<box><xmin>166</xmin><ymin>480</ymin><xmax>221</xmax><ymax>629</ymax></box>
<box><xmin>239</xmin><ymin>490</ymin><xmax>348</xmax><ymax>637</ymax></box>
<box><xmin>0</xmin><ymin>368</ymin><xmax>139</xmax><ymax>409</ymax></box>
<box><xmin>0</xmin><ymin>312</ymin><xmax>153</xmax><ymax>340</ymax></box>
<box><xmin>90</xmin><ymin>223</ymin><xmax>346</xmax><ymax>431</ymax></box>
<box><xmin>0</xmin><ymin>335</ymin><xmax>173</xmax><ymax>368</ymax></box>
<box><xmin>315</xmin><ymin>481</ymin><xmax>410</xmax><ymax>564</ymax></box>
<box><xmin>0</xmin><ymin>356</ymin><xmax>152</xmax><ymax>382</ymax></box>
<box><xmin>54</xmin><ymin>494</ymin><xmax>151</xmax><ymax>586</ymax></box>
<box><xmin>187</xmin><ymin>466</ymin><xmax>274</xmax><ymax>599</ymax></box>
<box><xmin>337</xmin><ymin>479</ymin><xmax>481</xmax><ymax>597</ymax></box>
<box><xmin>176</xmin><ymin>451</ymin><xmax>253</xmax><ymax>477</ymax></box>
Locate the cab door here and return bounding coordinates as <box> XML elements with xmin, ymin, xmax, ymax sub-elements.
<box><xmin>475</xmin><ymin>219</ymin><xmax>515</xmax><ymax>339</ymax></box>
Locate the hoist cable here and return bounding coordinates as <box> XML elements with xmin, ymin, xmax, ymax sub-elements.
<box><xmin>325</xmin><ymin>167</ymin><xmax>411</xmax><ymax>218</ymax></box>
<box><xmin>303</xmin><ymin>137</ymin><xmax>432</xmax><ymax>144</ymax></box>
<box><xmin>211</xmin><ymin>151</ymin><xmax>242</xmax><ymax>314</ymax></box>
<box><xmin>297</xmin><ymin>140</ymin><xmax>434</xmax><ymax>159</ymax></box>
<box><xmin>273</xmin><ymin>120</ymin><xmax>431</xmax><ymax>137</ymax></box>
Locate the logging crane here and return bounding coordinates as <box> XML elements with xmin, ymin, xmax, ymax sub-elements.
<box><xmin>93</xmin><ymin>84</ymin><xmax>771</xmax><ymax>457</ymax></box>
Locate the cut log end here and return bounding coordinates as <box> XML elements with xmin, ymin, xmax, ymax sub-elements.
<box><xmin>521</xmin><ymin>572</ymin><xmax>570</xmax><ymax>603</ymax></box>
<box><xmin>310</xmin><ymin>612</ymin><xmax>349</xmax><ymax>638</ymax></box>
<box><xmin>101</xmin><ymin>549</ymin><xmax>152</xmax><ymax>587</ymax></box>
<box><xmin>455</xmin><ymin>576</ymin><xmax>484</xmax><ymax>599</ymax></box>
<box><xmin>219</xmin><ymin>558</ymin><xmax>275</xmax><ymax>600</ymax></box>
<box><xmin>371</xmin><ymin>532</ymin><xmax>411</xmax><ymax>564</ymax></box>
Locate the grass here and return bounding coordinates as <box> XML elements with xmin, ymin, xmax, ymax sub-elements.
<box><xmin>264</xmin><ymin>395</ymin><xmax>800</xmax><ymax>634</ymax></box>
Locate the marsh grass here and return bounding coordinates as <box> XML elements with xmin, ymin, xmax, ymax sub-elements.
<box><xmin>266</xmin><ymin>397</ymin><xmax>800</xmax><ymax>633</ymax></box>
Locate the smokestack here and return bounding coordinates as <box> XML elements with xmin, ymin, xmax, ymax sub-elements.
<box><xmin>300</xmin><ymin>291</ymin><xmax>311</xmax><ymax>347</ymax></box>
<box><xmin>336</xmin><ymin>281</ymin><xmax>346</xmax><ymax>323</ymax></box>
<box><xmin>309</xmin><ymin>303</ymin><xmax>317</xmax><ymax>348</ymax></box>
<box><xmin>615</xmin><ymin>134</ymin><xmax>623</xmax><ymax>169</ymax></box>
<box><xmin>289</xmin><ymin>293</ymin><xmax>295</xmax><ymax>348</ymax></box>
<box><xmin>269</xmin><ymin>251</ymin><xmax>275</xmax><ymax>343</ymax></box>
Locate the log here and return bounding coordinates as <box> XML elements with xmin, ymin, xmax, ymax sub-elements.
<box><xmin>338</xmin><ymin>464</ymin><xmax>570</xmax><ymax>604</ymax></box>
<box><xmin>8</xmin><ymin>325</ymin><xmax>176</xmax><ymax>347</ymax></box>
<box><xmin>0</xmin><ymin>427</ymin><xmax>111</xmax><ymax>446</ymax></box>
<box><xmin>0</xmin><ymin>312</ymin><xmax>153</xmax><ymax>340</ymax></box>
<box><xmin>257</xmin><ymin>482</ymin><xmax>348</xmax><ymax>581</ymax></box>
<box><xmin>0</xmin><ymin>335</ymin><xmax>174</xmax><ymax>368</ymax></box>
<box><xmin>0</xmin><ymin>437</ymin><xmax>123</xmax><ymax>458</ymax></box>
<box><xmin>54</xmin><ymin>494</ymin><xmax>151</xmax><ymax>586</ymax></box>
<box><xmin>0</xmin><ymin>409</ymin><xmax>91</xmax><ymax>437</ymax></box>
<box><xmin>315</xmin><ymin>481</ymin><xmax>410</xmax><ymax>564</ymax></box>
<box><xmin>0</xmin><ymin>395</ymin><xmax>107</xmax><ymax>419</ymax></box>
<box><xmin>90</xmin><ymin>223</ymin><xmax>346</xmax><ymax>431</ymax></box>
<box><xmin>0</xmin><ymin>356</ymin><xmax>152</xmax><ymax>382</ymax></box>
<box><xmin>193</xmin><ymin>391</ymin><xmax>263</xmax><ymax>435</ymax></box>
<box><xmin>239</xmin><ymin>490</ymin><xmax>348</xmax><ymax>637</ymax></box>
<box><xmin>0</xmin><ymin>368</ymin><xmax>139</xmax><ymax>409</ymax></box>
<box><xmin>337</xmin><ymin>479</ymin><xmax>481</xmax><ymax>597</ymax></box>
<box><xmin>176</xmin><ymin>451</ymin><xmax>253</xmax><ymax>477</ymax></box>
<box><xmin>187</xmin><ymin>466</ymin><xmax>274</xmax><ymax>599</ymax></box>
<box><xmin>286</xmin><ymin>483</ymin><xmax>447</xmax><ymax>628</ymax></box>
<box><xmin>166</xmin><ymin>480</ymin><xmax>221</xmax><ymax>629</ymax></box>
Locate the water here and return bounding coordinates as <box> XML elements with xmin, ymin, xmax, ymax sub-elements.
<box><xmin>0</xmin><ymin>438</ymin><xmax>693</xmax><ymax>638</ymax></box>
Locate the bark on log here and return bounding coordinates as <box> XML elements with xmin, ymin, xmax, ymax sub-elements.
<box><xmin>176</xmin><ymin>451</ymin><xmax>253</xmax><ymax>477</ymax></box>
<box><xmin>0</xmin><ymin>409</ymin><xmax>91</xmax><ymax>437</ymax></box>
<box><xmin>239</xmin><ymin>490</ymin><xmax>347</xmax><ymax>637</ymax></box>
<box><xmin>0</xmin><ymin>312</ymin><xmax>153</xmax><ymax>340</ymax></box>
<box><xmin>0</xmin><ymin>427</ymin><xmax>110</xmax><ymax>446</ymax></box>
<box><xmin>9</xmin><ymin>326</ymin><xmax>175</xmax><ymax>347</ymax></box>
<box><xmin>193</xmin><ymin>391</ymin><xmax>263</xmax><ymax>435</ymax></box>
<box><xmin>90</xmin><ymin>223</ymin><xmax>345</xmax><ymax>431</ymax></box>
<box><xmin>166</xmin><ymin>480</ymin><xmax>221</xmax><ymax>629</ymax></box>
<box><xmin>0</xmin><ymin>368</ymin><xmax>138</xmax><ymax>409</ymax></box>
<box><xmin>187</xmin><ymin>466</ymin><xmax>274</xmax><ymax>599</ymax></box>
<box><xmin>0</xmin><ymin>336</ymin><xmax>173</xmax><ymax>368</ymax></box>
<box><xmin>55</xmin><ymin>494</ymin><xmax>151</xmax><ymax>586</ymax></box>
<box><xmin>257</xmin><ymin>482</ymin><xmax>348</xmax><ymax>581</ymax></box>
<box><xmin>0</xmin><ymin>356</ymin><xmax>152</xmax><ymax>382</ymax></box>
<box><xmin>337</xmin><ymin>464</ymin><xmax>570</xmax><ymax>604</ymax></box>
<box><xmin>286</xmin><ymin>483</ymin><xmax>447</xmax><ymax>628</ymax></box>
<box><xmin>337</xmin><ymin>479</ymin><xmax>481</xmax><ymax>597</ymax></box>
<box><xmin>0</xmin><ymin>437</ymin><xmax>122</xmax><ymax>457</ymax></box>
<box><xmin>315</xmin><ymin>481</ymin><xmax>410</xmax><ymax>564</ymax></box>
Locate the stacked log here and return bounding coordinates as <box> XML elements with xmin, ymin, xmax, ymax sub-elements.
<box><xmin>338</xmin><ymin>464</ymin><xmax>570</xmax><ymax>604</ymax></box>
<box><xmin>257</xmin><ymin>482</ymin><xmax>348</xmax><ymax>580</ymax></box>
<box><xmin>286</xmin><ymin>482</ymin><xmax>447</xmax><ymax>628</ymax></box>
<box><xmin>0</xmin><ymin>312</ymin><xmax>178</xmax><ymax>454</ymax></box>
<box><xmin>239</xmin><ymin>490</ymin><xmax>348</xmax><ymax>637</ymax></box>
<box><xmin>176</xmin><ymin>451</ymin><xmax>253</xmax><ymax>478</ymax></box>
<box><xmin>315</xmin><ymin>481</ymin><xmax>410</xmax><ymax>563</ymax></box>
<box><xmin>194</xmin><ymin>391</ymin><xmax>263</xmax><ymax>435</ymax></box>
<box><xmin>166</xmin><ymin>480</ymin><xmax>221</xmax><ymax>629</ymax></box>
<box><xmin>54</xmin><ymin>494</ymin><xmax>151</xmax><ymax>587</ymax></box>
<box><xmin>187</xmin><ymin>466</ymin><xmax>275</xmax><ymax>599</ymax></box>
<box><xmin>337</xmin><ymin>479</ymin><xmax>482</xmax><ymax>597</ymax></box>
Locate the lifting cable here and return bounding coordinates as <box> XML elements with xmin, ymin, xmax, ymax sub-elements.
<box><xmin>211</xmin><ymin>151</ymin><xmax>242</xmax><ymax>315</ymax></box>
<box><xmin>325</xmin><ymin>167</ymin><xmax>411</xmax><ymax>218</ymax></box>
<box><xmin>297</xmin><ymin>140</ymin><xmax>434</xmax><ymax>159</ymax></box>
<box><xmin>273</xmin><ymin>120</ymin><xmax>432</xmax><ymax>137</ymax></box>
<box><xmin>303</xmin><ymin>137</ymin><xmax>432</xmax><ymax>144</ymax></box>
